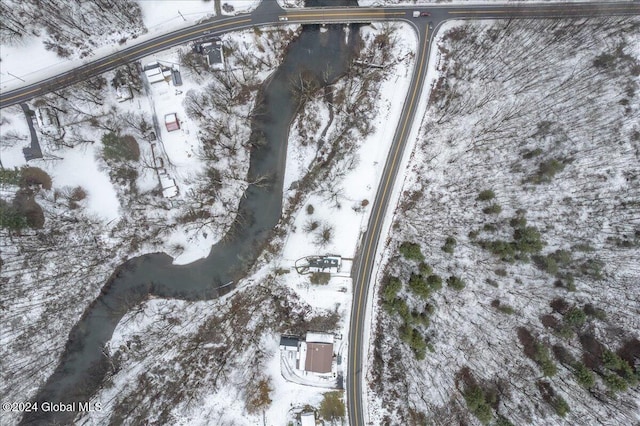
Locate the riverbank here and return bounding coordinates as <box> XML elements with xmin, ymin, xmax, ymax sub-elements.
<box><xmin>70</xmin><ymin>21</ymin><xmax>417</xmax><ymax>426</ymax></box>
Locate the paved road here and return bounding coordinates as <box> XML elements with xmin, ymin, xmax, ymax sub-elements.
<box><xmin>2</xmin><ymin>1</ymin><xmax>637</xmax><ymax>109</ymax></box>
<box><xmin>1</xmin><ymin>1</ymin><xmax>638</xmax><ymax>425</ymax></box>
<box><xmin>332</xmin><ymin>3</ymin><xmax>639</xmax><ymax>426</ymax></box>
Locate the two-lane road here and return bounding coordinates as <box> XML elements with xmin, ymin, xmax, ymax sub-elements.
<box><xmin>1</xmin><ymin>2</ymin><xmax>638</xmax><ymax>425</ymax></box>
<box><xmin>343</xmin><ymin>2</ymin><xmax>639</xmax><ymax>426</ymax></box>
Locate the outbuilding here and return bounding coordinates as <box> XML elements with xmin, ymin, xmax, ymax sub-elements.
<box><xmin>171</xmin><ymin>68</ymin><xmax>183</xmax><ymax>86</ymax></box>
<box><xmin>164</xmin><ymin>113</ymin><xmax>180</xmax><ymax>132</ymax></box>
<box><xmin>279</xmin><ymin>336</ymin><xmax>299</xmax><ymax>352</ymax></box>
<box><xmin>144</xmin><ymin>62</ymin><xmax>166</xmax><ymax>84</ymax></box>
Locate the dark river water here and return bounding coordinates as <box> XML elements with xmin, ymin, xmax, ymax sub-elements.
<box><xmin>22</xmin><ymin>2</ymin><xmax>359</xmax><ymax>424</ymax></box>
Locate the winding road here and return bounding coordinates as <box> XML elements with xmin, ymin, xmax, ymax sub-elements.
<box><xmin>2</xmin><ymin>1</ymin><xmax>638</xmax><ymax>425</ymax></box>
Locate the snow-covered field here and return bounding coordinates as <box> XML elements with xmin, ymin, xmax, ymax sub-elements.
<box><xmin>369</xmin><ymin>17</ymin><xmax>640</xmax><ymax>426</ymax></box>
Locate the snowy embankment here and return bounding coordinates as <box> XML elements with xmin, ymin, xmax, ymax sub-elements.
<box><xmin>369</xmin><ymin>17</ymin><xmax>640</xmax><ymax>426</ymax></box>
<box><xmin>75</xmin><ymin>22</ymin><xmax>417</xmax><ymax>426</ymax></box>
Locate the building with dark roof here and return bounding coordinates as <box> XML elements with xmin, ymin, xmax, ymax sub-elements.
<box><xmin>279</xmin><ymin>336</ymin><xmax>299</xmax><ymax>351</ymax></box>
<box><xmin>203</xmin><ymin>43</ymin><xmax>223</xmax><ymax>67</ymax></box>
<box><xmin>308</xmin><ymin>255</ymin><xmax>342</xmax><ymax>271</ymax></box>
<box><xmin>171</xmin><ymin>69</ymin><xmax>183</xmax><ymax>86</ymax></box>
<box><xmin>194</xmin><ymin>37</ymin><xmax>224</xmax><ymax>68</ymax></box>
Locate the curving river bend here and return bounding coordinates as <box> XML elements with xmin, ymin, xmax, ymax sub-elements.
<box><xmin>22</xmin><ymin>2</ymin><xmax>360</xmax><ymax>424</ymax></box>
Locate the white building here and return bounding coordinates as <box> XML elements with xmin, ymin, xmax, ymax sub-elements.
<box><xmin>144</xmin><ymin>62</ymin><xmax>171</xmax><ymax>84</ymax></box>
<box><xmin>300</xmin><ymin>411</ymin><xmax>315</xmax><ymax>426</ymax></box>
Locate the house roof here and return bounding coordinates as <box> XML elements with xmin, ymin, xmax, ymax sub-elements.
<box><xmin>145</xmin><ymin>67</ymin><xmax>165</xmax><ymax>84</ymax></box>
<box><xmin>202</xmin><ymin>42</ymin><xmax>223</xmax><ymax>66</ymax></box>
<box><xmin>300</xmin><ymin>412</ymin><xmax>315</xmax><ymax>426</ymax></box>
<box><xmin>308</xmin><ymin>256</ymin><xmax>340</xmax><ymax>269</ymax></box>
<box><xmin>305</xmin><ymin>342</ymin><xmax>333</xmax><ymax>374</ymax></box>
<box><xmin>143</xmin><ymin>62</ymin><xmax>160</xmax><ymax>71</ymax></box>
<box><xmin>160</xmin><ymin>174</ymin><xmax>178</xmax><ymax>198</ymax></box>
<box><xmin>172</xmin><ymin>69</ymin><xmax>183</xmax><ymax>86</ymax></box>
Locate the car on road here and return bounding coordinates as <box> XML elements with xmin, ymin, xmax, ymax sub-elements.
<box><xmin>412</xmin><ymin>11</ymin><xmax>430</xmax><ymax>17</ymax></box>
<box><xmin>420</xmin><ymin>12</ymin><xmax>431</xmax><ymax>16</ymax></box>
<box><xmin>279</xmin><ymin>16</ymin><xmax>288</xmax><ymax>21</ymax></box>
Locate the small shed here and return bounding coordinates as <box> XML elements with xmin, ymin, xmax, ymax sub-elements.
<box><xmin>279</xmin><ymin>336</ymin><xmax>299</xmax><ymax>351</ymax></box>
<box><xmin>171</xmin><ymin>68</ymin><xmax>183</xmax><ymax>86</ymax></box>
<box><xmin>164</xmin><ymin>113</ymin><xmax>180</xmax><ymax>132</ymax></box>
<box><xmin>116</xmin><ymin>86</ymin><xmax>133</xmax><ymax>102</ymax></box>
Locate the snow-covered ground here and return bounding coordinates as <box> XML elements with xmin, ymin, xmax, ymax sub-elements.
<box><xmin>368</xmin><ymin>16</ymin><xmax>640</xmax><ymax>425</ymax></box>
<box><xmin>60</xmin><ymin>21</ymin><xmax>418</xmax><ymax>426</ymax></box>
<box><xmin>0</xmin><ymin>25</ymin><xmax>297</xmax><ymax>426</ymax></box>
<box><xmin>1</xmin><ymin>26</ymin><xmax>290</xmax><ymax>263</ymax></box>
<box><xmin>0</xmin><ymin>0</ymin><xmax>261</xmax><ymax>93</ymax></box>
<box><xmin>139</xmin><ymin>0</ymin><xmax>217</xmax><ymax>33</ymax></box>
<box><xmin>279</xmin><ymin>22</ymin><xmax>417</xmax><ymax>277</ymax></box>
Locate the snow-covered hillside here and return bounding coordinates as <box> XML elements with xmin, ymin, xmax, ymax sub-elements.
<box><xmin>369</xmin><ymin>17</ymin><xmax>640</xmax><ymax>426</ymax></box>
